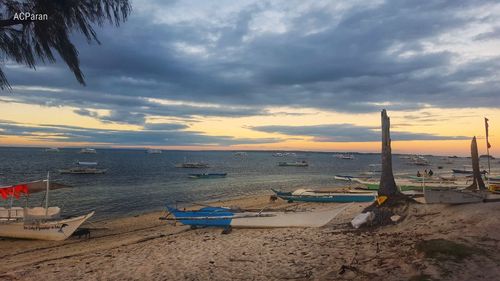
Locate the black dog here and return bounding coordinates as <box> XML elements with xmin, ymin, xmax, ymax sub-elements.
<box><xmin>72</xmin><ymin>228</ymin><xmax>91</xmax><ymax>239</ymax></box>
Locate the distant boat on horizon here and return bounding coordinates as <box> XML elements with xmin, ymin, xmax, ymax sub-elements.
<box><xmin>79</xmin><ymin>148</ymin><xmax>97</xmax><ymax>154</ymax></box>
<box><xmin>44</xmin><ymin>147</ymin><xmax>60</xmax><ymax>152</ymax></box>
<box><xmin>335</xmin><ymin>154</ymin><xmax>354</xmax><ymax>160</ymax></box>
<box><xmin>188</xmin><ymin>173</ymin><xmax>227</xmax><ymax>179</ymax></box>
<box><xmin>278</xmin><ymin>160</ymin><xmax>308</xmax><ymax>167</ymax></box>
<box><xmin>147</xmin><ymin>149</ymin><xmax>162</xmax><ymax>154</ymax></box>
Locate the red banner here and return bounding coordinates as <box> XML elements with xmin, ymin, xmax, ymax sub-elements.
<box><xmin>0</xmin><ymin>184</ymin><xmax>29</xmax><ymax>200</ymax></box>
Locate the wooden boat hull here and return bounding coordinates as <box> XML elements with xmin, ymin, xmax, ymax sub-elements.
<box><xmin>166</xmin><ymin>206</ymin><xmax>346</xmax><ymax>228</ymax></box>
<box><xmin>424</xmin><ymin>189</ymin><xmax>486</xmax><ymax>204</ymax></box>
<box><xmin>0</xmin><ymin>212</ymin><xmax>94</xmax><ymax>241</ymax></box>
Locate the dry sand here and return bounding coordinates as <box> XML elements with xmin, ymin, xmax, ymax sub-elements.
<box><xmin>1</xmin><ymin>195</ymin><xmax>500</xmax><ymax>281</ymax></box>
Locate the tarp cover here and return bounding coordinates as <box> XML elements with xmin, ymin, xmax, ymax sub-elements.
<box><xmin>0</xmin><ymin>180</ymin><xmax>70</xmax><ymax>200</ymax></box>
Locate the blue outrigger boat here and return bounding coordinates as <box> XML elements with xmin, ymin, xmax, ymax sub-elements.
<box><xmin>272</xmin><ymin>188</ymin><xmax>377</xmax><ymax>203</ymax></box>
<box><xmin>165</xmin><ymin>205</ymin><xmax>348</xmax><ymax>228</ymax></box>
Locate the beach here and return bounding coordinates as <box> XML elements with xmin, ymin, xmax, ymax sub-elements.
<box><xmin>1</xmin><ymin>195</ymin><xmax>500</xmax><ymax>281</ymax></box>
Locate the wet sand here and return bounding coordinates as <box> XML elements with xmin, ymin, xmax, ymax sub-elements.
<box><xmin>1</xmin><ymin>195</ymin><xmax>500</xmax><ymax>281</ymax></box>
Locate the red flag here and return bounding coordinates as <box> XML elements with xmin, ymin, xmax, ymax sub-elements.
<box><xmin>485</xmin><ymin>117</ymin><xmax>491</xmax><ymax>149</ymax></box>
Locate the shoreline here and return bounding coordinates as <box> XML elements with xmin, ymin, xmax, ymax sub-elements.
<box><xmin>1</xmin><ymin>196</ymin><xmax>500</xmax><ymax>280</ymax></box>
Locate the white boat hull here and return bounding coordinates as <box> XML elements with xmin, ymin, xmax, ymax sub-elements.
<box><xmin>0</xmin><ymin>212</ymin><xmax>94</xmax><ymax>241</ymax></box>
<box><xmin>230</xmin><ymin>206</ymin><xmax>348</xmax><ymax>228</ymax></box>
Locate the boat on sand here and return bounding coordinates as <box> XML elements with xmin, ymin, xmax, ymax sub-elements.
<box><xmin>272</xmin><ymin>188</ymin><xmax>376</xmax><ymax>203</ymax></box>
<box><xmin>0</xmin><ymin>174</ymin><xmax>94</xmax><ymax>240</ymax></box>
<box><xmin>165</xmin><ymin>205</ymin><xmax>348</xmax><ymax>228</ymax></box>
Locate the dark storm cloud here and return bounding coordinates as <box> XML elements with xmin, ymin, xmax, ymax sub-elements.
<box><xmin>0</xmin><ymin>121</ymin><xmax>280</xmax><ymax>146</ymax></box>
<box><xmin>250</xmin><ymin>124</ymin><xmax>469</xmax><ymax>142</ymax></box>
<box><xmin>1</xmin><ymin>0</ymin><xmax>500</xmax><ymax>144</ymax></box>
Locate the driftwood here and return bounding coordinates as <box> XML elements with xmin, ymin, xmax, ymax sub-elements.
<box><xmin>467</xmin><ymin>136</ymin><xmax>486</xmax><ymax>190</ymax></box>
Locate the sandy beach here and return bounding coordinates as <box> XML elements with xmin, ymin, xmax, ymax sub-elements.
<box><xmin>1</xmin><ymin>195</ymin><xmax>499</xmax><ymax>281</ymax></box>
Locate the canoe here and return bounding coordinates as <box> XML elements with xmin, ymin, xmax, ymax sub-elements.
<box><xmin>166</xmin><ymin>206</ymin><xmax>347</xmax><ymax>228</ymax></box>
<box><xmin>188</xmin><ymin>173</ymin><xmax>227</xmax><ymax>179</ymax></box>
<box><xmin>272</xmin><ymin>188</ymin><xmax>376</xmax><ymax>203</ymax></box>
<box><xmin>424</xmin><ymin>188</ymin><xmax>486</xmax><ymax>204</ymax></box>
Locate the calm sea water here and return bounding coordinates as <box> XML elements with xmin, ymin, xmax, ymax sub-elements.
<box><xmin>0</xmin><ymin>147</ymin><xmax>481</xmax><ymax>220</ymax></box>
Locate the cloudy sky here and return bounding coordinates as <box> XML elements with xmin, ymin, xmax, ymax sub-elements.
<box><xmin>1</xmin><ymin>0</ymin><xmax>500</xmax><ymax>155</ymax></box>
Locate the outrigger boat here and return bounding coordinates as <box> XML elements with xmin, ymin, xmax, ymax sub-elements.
<box><xmin>59</xmin><ymin>161</ymin><xmax>106</xmax><ymax>174</ymax></box>
<box><xmin>188</xmin><ymin>173</ymin><xmax>227</xmax><ymax>179</ymax></box>
<box><xmin>272</xmin><ymin>188</ymin><xmax>376</xmax><ymax>203</ymax></box>
<box><xmin>175</xmin><ymin>162</ymin><xmax>210</xmax><ymax>168</ymax></box>
<box><xmin>0</xmin><ymin>173</ymin><xmax>94</xmax><ymax>240</ymax></box>
<box><xmin>452</xmin><ymin>165</ymin><xmax>487</xmax><ymax>175</ymax></box>
<box><xmin>278</xmin><ymin>160</ymin><xmax>308</xmax><ymax>167</ymax></box>
<box><xmin>165</xmin><ymin>205</ymin><xmax>347</xmax><ymax>228</ymax></box>
<box><xmin>79</xmin><ymin>148</ymin><xmax>97</xmax><ymax>154</ymax></box>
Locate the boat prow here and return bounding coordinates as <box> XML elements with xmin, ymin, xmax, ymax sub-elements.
<box><xmin>0</xmin><ymin>211</ymin><xmax>94</xmax><ymax>241</ymax></box>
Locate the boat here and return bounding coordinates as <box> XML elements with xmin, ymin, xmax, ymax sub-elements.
<box><xmin>278</xmin><ymin>160</ymin><xmax>308</xmax><ymax>167</ymax></box>
<box><xmin>409</xmin><ymin>155</ymin><xmax>430</xmax><ymax>166</ymax></box>
<box><xmin>452</xmin><ymin>165</ymin><xmax>487</xmax><ymax>175</ymax></box>
<box><xmin>480</xmin><ymin>154</ymin><xmax>495</xmax><ymax>159</ymax></box>
<box><xmin>0</xmin><ymin>174</ymin><xmax>94</xmax><ymax>240</ymax></box>
<box><xmin>45</xmin><ymin>148</ymin><xmax>60</xmax><ymax>152</ymax></box>
<box><xmin>59</xmin><ymin>167</ymin><xmax>107</xmax><ymax>174</ymax></box>
<box><xmin>175</xmin><ymin>162</ymin><xmax>210</xmax><ymax>168</ymax></box>
<box><xmin>77</xmin><ymin>161</ymin><xmax>98</xmax><ymax>166</ymax></box>
<box><xmin>335</xmin><ymin>154</ymin><xmax>354</xmax><ymax>160</ymax></box>
<box><xmin>234</xmin><ymin>152</ymin><xmax>247</xmax><ymax>157</ymax></box>
<box><xmin>165</xmin><ymin>205</ymin><xmax>347</xmax><ymax>228</ymax></box>
<box><xmin>60</xmin><ymin>162</ymin><xmax>106</xmax><ymax>174</ymax></box>
<box><xmin>188</xmin><ymin>173</ymin><xmax>227</xmax><ymax>179</ymax></box>
<box><xmin>79</xmin><ymin>148</ymin><xmax>96</xmax><ymax>154</ymax></box>
<box><xmin>272</xmin><ymin>188</ymin><xmax>376</xmax><ymax>203</ymax></box>
<box><xmin>359</xmin><ymin>164</ymin><xmax>382</xmax><ymax>177</ymax></box>
<box><xmin>352</xmin><ymin>178</ymin><xmax>430</xmax><ymax>192</ymax></box>
<box><xmin>334</xmin><ymin>175</ymin><xmax>356</xmax><ymax>181</ymax></box>
<box><xmin>147</xmin><ymin>149</ymin><xmax>162</xmax><ymax>154</ymax></box>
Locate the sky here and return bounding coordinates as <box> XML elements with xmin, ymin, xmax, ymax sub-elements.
<box><xmin>1</xmin><ymin>0</ymin><xmax>500</xmax><ymax>156</ymax></box>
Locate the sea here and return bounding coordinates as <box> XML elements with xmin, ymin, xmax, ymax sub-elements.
<box><xmin>0</xmin><ymin>147</ymin><xmax>486</xmax><ymax>220</ymax></box>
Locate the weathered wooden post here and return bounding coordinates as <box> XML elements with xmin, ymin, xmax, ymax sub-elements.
<box><xmin>468</xmin><ymin>136</ymin><xmax>486</xmax><ymax>190</ymax></box>
<box><xmin>378</xmin><ymin>109</ymin><xmax>400</xmax><ymax>197</ymax></box>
